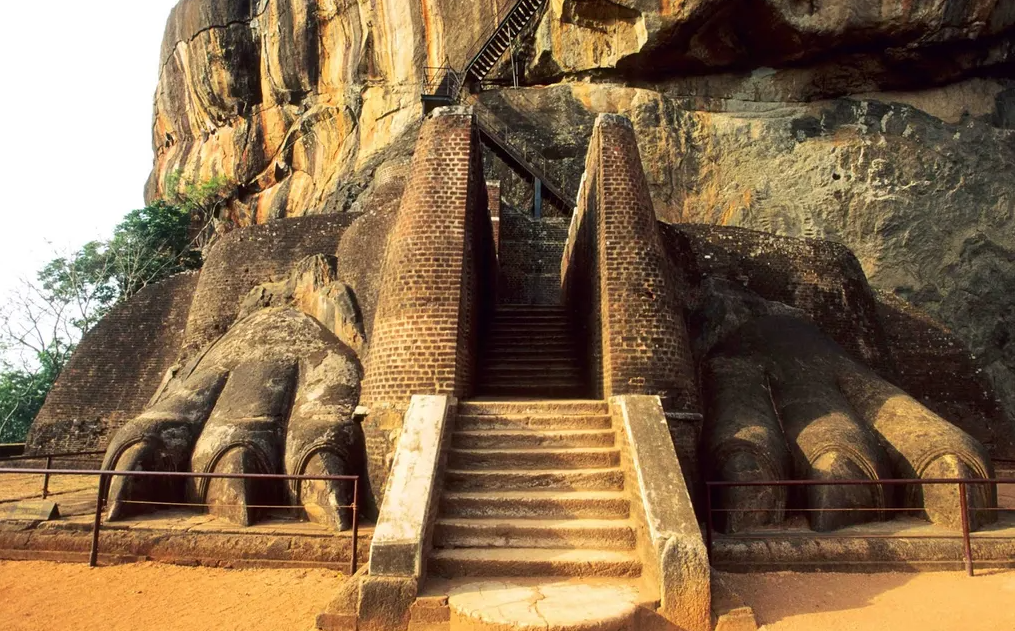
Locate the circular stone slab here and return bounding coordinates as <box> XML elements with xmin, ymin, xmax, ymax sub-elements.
<box><xmin>448</xmin><ymin>580</ymin><xmax>641</xmax><ymax>631</ymax></box>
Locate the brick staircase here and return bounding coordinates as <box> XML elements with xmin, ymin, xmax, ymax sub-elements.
<box><xmin>429</xmin><ymin>399</ymin><xmax>641</xmax><ymax>578</ymax></box>
<box><xmin>475</xmin><ymin>305</ymin><xmax>587</xmax><ymax>398</ymax></box>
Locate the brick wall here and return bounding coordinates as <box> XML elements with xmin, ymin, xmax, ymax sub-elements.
<box><xmin>182</xmin><ymin>214</ymin><xmax>358</xmax><ymax>357</ymax></box>
<box><xmin>662</xmin><ymin>223</ymin><xmax>895</xmax><ymax>377</ymax></box>
<box><xmin>26</xmin><ymin>273</ymin><xmax>200</xmax><ymax>459</ymax></box>
<box><xmin>498</xmin><ymin>205</ymin><xmax>568</xmax><ymax>305</ymax></box>
<box><xmin>875</xmin><ymin>290</ymin><xmax>1012</xmax><ymax>458</ymax></box>
<box><xmin>360</xmin><ymin>107</ymin><xmax>494</xmax><ymax>503</ymax></box>
<box><xmin>561</xmin><ymin>114</ymin><xmax>700</xmax><ymax>414</ymax></box>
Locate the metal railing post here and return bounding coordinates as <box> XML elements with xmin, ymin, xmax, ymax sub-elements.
<box><xmin>89</xmin><ymin>472</ymin><xmax>109</xmax><ymax>567</ymax></box>
<box><xmin>42</xmin><ymin>455</ymin><xmax>52</xmax><ymax>499</ymax></box>
<box><xmin>350</xmin><ymin>478</ymin><xmax>359</xmax><ymax>575</ymax></box>
<box><xmin>959</xmin><ymin>482</ymin><xmax>974</xmax><ymax>577</ymax></box>
<box><xmin>705</xmin><ymin>483</ymin><xmax>714</xmax><ymax>564</ymax></box>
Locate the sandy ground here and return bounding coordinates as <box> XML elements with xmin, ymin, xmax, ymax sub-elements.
<box><xmin>0</xmin><ymin>473</ymin><xmax>98</xmax><ymax>504</ymax></box>
<box><xmin>725</xmin><ymin>570</ymin><xmax>1015</xmax><ymax>631</ymax></box>
<box><xmin>0</xmin><ymin>561</ymin><xmax>340</xmax><ymax>631</ymax></box>
<box><xmin>0</xmin><ymin>561</ymin><xmax>1014</xmax><ymax>631</ymax></box>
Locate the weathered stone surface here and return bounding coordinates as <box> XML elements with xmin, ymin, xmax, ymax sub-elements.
<box><xmin>369</xmin><ymin>395</ymin><xmax>451</xmax><ymax>578</ymax></box>
<box><xmin>148</xmin><ymin>0</ymin><xmax>516</xmax><ymax>224</ymax></box>
<box><xmin>148</xmin><ymin>0</ymin><xmax>1015</xmax><ymax>429</ymax></box>
<box><xmin>102</xmin><ymin>306</ymin><xmax>364</xmax><ymax>529</ymax></box>
<box><xmin>525</xmin><ymin>0</ymin><xmax>1015</xmax><ymax>82</ymax></box>
<box><xmin>479</xmin><ymin>80</ymin><xmax>1015</xmax><ymax>430</ymax></box>
<box><xmin>448</xmin><ymin>580</ymin><xmax>641</xmax><ymax>631</ymax></box>
<box><xmin>0</xmin><ymin>501</ymin><xmax>59</xmax><ymax>523</ymax></box>
<box><xmin>612</xmin><ymin>395</ymin><xmax>710</xmax><ymax>631</ymax></box>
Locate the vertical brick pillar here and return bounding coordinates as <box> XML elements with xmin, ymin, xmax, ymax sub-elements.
<box><xmin>567</xmin><ymin>114</ymin><xmax>700</xmax><ymax>414</ymax></box>
<box><xmin>359</xmin><ymin>106</ymin><xmax>489</xmax><ymax>507</ymax></box>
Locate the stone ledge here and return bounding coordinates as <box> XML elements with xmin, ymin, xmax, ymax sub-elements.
<box><xmin>612</xmin><ymin>394</ymin><xmax>711</xmax><ymax>631</ymax></box>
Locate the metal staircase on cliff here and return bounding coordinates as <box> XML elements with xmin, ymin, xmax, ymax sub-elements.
<box><xmin>463</xmin><ymin>0</ymin><xmax>546</xmax><ymax>85</ymax></box>
<box><xmin>421</xmin><ymin>0</ymin><xmax>567</xmax><ymax>214</ymax></box>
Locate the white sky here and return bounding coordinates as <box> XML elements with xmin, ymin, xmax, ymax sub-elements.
<box><xmin>0</xmin><ymin>1</ymin><xmax>180</xmax><ymax>297</ymax></box>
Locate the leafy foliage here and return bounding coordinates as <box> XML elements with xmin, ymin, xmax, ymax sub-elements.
<box><xmin>0</xmin><ymin>348</ymin><xmax>68</xmax><ymax>443</ymax></box>
<box><xmin>0</xmin><ymin>173</ymin><xmax>233</xmax><ymax>442</ymax></box>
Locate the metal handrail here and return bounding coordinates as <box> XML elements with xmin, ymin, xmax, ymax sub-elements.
<box><xmin>423</xmin><ymin>62</ymin><xmax>463</xmax><ymax>101</ymax></box>
<box><xmin>468</xmin><ymin>99</ymin><xmax>574</xmax><ymax>207</ymax></box>
<box><xmin>1</xmin><ymin>449</ymin><xmax>106</xmax><ymax>462</ymax></box>
<box><xmin>0</xmin><ymin>467</ymin><xmax>362</xmax><ymax>573</ymax></box>
<box><xmin>703</xmin><ymin>477</ymin><xmax>1015</xmax><ymax>577</ymax></box>
<box><xmin>462</xmin><ymin>0</ymin><xmax>545</xmax><ymax>84</ymax></box>
<box><xmin>1</xmin><ymin>450</ymin><xmax>107</xmax><ymax>499</ymax></box>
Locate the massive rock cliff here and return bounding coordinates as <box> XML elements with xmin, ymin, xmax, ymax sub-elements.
<box><xmin>148</xmin><ymin>0</ymin><xmax>1015</xmax><ymax>431</ymax></box>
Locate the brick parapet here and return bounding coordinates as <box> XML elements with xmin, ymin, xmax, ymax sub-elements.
<box><xmin>562</xmin><ymin>114</ymin><xmax>700</xmax><ymax>413</ymax></box>
<box><xmin>359</xmin><ymin>107</ymin><xmax>493</xmax><ymax>502</ymax></box>
<box><xmin>487</xmin><ymin>181</ymin><xmax>501</xmax><ymax>257</ymax></box>
<box><xmin>182</xmin><ymin>214</ymin><xmax>358</xmax><ymax>357</ymax></box>
<box><xmin>26</xmin><ymin>273</ymin><xmax>201</xmax><ymax>458</ymax></box>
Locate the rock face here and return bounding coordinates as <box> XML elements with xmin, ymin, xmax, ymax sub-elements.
<box><xmin>148</xmin><ymin>0</ymin><xmax>1015</xmax><ymax>428</ymax></box>
<box><xmin>149</xmin><ymin>0</ymin><xmax>518</xmax><ymax>223</ymax></box>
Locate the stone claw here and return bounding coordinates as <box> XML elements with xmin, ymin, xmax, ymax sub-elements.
<box><xmin>806</xmin><ymin>449</ymin><xmax>884</xmax><ymax>532</ymax></box>
<box><xmin>201</xmin><ymin>445</ymin><xmax>273</xmax><ymax>527</ymax></box>
<box><xmin>298</xmin><ymin>450</ymin><xmax>356</xmax><ymax>531</ymax></box>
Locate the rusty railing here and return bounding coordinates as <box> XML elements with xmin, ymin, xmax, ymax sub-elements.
<box><xmin>0</xmin><ymin>467</ymin><xmax>361</xmax><ymax>573</ymax></box>
<box><xmin>0</xmin><ymin>450</ymin><xmax>107</xmax><ymax>499</ymax></box>
<box><xmin>704</xmin><ymin>477</ymin><xmax>1014</xmax><ymax>577</ymax></box>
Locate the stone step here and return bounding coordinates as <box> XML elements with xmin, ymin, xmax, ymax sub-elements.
<box><xmin>496</xmin><ymin>305</ymin><xmax>567</xmax><ymax>313</ymax></box>
<box><xmin>486</xmin><ymin>331</ymin><xmax>572</xmax><ymax>341</ymax></box>
<box><xmin>474</xmin><ymin>383</ymin><xmax>588</xmax><ymax>398</ymax></box>
<box><xmin>429</xmin><ymin>547</ymin><xmax>642</xmax><ymax>579</ymax></box>
<box><xmin>488</xmin><ymin>323</ymin><xmax>571</xmax><ymax>332</ymax></box>
<box><xmin>452</xmin><ymin>430</ymin><xmax>615</xmax><ymax>450</ymax></box>
<box><xmin>458</xmin><ymin>400</ymin><xmax>608</xmax><ymax>416</ymax></box>
<box><xmin>480</xmin><ymin>363</ymin><xmax>581</xmax><ymax>376</ymax></box>
<box><xmin>456</xmin><ymin>413</ymin><xmax>613</xmax><ymax>432</ymax></box>
<box><xmin>440</xmin><ymin>490</ymin><xmax>630</xmax><ymax>520</ymax></box>
<box><xmin>445</xmin><ymin>467</ymin><xmax>625</xmax><ymax>492</ymax></box>
<box><xmin>446</xmin><ymin>579</ymin><xmax>648</xmax><ymax>631</ymax></box>
<box><xmin>483</xmin><ymin>348</ymin><xmax>580</xmax><ymax>359</ymax></box>
<box><xmin>481</xmin><ymin>353</ymin><xmax>578</xmax><ymax>364</ymax></box>
<box><xmin>448</xmin><ymin>448</ymin><xmax>620</xmax><ymax>470</ymax></box>
<box><xmin>433</xmin><ymin>518</ymin><xmax>638</xmax><ymax>550</ymax></box>
<box><xmin>491</xmin><ymin>313</ymin><xmax>570</xmax><ymax>322</ymax></box>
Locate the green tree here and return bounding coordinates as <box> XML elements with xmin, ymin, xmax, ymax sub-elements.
<box><xmin>0</xmin><ymin>347</ymin><xmax>68</xmax><ymax>443</ymax></box>
<box><xmin>107</xmin><ymin>200</ymin><xmax>201</xmax><ymax>299</ymax></box>
<box><xmin>0</xmin><ymin>175</ymin><xmax>231</xmax><ymax>442</ymax></box>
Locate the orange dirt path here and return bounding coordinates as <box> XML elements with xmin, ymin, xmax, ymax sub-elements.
<box><xmin>0</xmin><ymin>560</ymin><xmax>340</xmax><ymax>631</ymax></box>
<box><xmin>725</xmin><ymin>570</ymin><xmax>1015</xmax><ymax>631</ymax></box>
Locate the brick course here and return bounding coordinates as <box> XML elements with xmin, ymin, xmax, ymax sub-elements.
<box><xmin>182</xmin><ymin>214</ymin><xmax>358</xmax><ymax>357</ymax></box>
<box><xmin>498</xmin><ymin>205</ymin><xmax>568</xmax><ymax>305</ymax></box>
<box><xmin>26</xmin><ymin>273</ymin><xmax>200</xmax><ymax>459</ymax></box>
<box><xmin>662</xmin><ymin>223</ymin><xmax>895</xmax><ymax>376</ymax></box>
<box><xmin>875</xmin><ymin>290</ymin><xmax>1012</xmax><ymax>458</ymax></box>
<box><xmin>562</xmin><ymin>114</ymin><xmax>700</xmax><ymax>414</ymax></box>
<box><xmin>360</xmin><ymin>107</ymin><xmax>494</xmax><ymax>502</ymax></box>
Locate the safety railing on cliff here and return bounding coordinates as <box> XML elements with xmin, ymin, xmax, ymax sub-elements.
<box><xmin>704</xmin><ymin>477</ymin><xmax>1015</xmax><ymax>577</ymax></box>
<box><xmin>423</xmin><ymin>62</ymin><xmax>464</xmax><ymax>105</ymax></box>
<box><xmin>420</xmin><ymin>0</ymin><xmax>570</xmax><ymax>212</ymax></box>
<box><xmin>470</xmin><ymin>101</ymin><xmax>574</xmax><ymax>209</ymax></box>
<box><xmin>0</xmin><ymin>467</ymin><xmax>362</xmax><ymax>573</ymax></box>
<box><xmin>462</xmin><ymin>0</ymin><xmax>546</xmax><ymax>85</ymax></box>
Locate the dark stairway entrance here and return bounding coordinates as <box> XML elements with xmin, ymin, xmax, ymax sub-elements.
<box><xmin>476</xmin><ymin>305</ymin><xmax>588</xmax><ymax>399</ymax></box>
